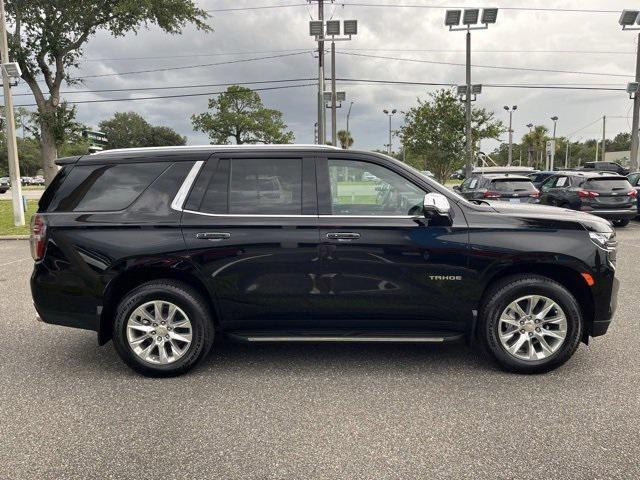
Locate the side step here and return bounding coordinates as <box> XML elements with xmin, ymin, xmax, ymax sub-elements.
<box><xmin>226</xmin><ymin>330</ymin><xmax>464</xmax><ymax>344</ymax></box>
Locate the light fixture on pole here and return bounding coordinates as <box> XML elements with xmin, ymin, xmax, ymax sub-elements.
<box><xmin>619</xmin><ymin>9</ymin><xmax>640</xmax><ymax>170</ymax></box>
<box><xmin>311</xmin><ymin>15</ymin><xmax>358</xmax><ymax>147</ymax></box>
<box><xmin>445</xmin><ymin>7</ymin><xmax>499</xmax><ymax>176</ymax></box>
<box><xmin>383</xmin><ymin>109</ymin><xmax>397</xmax><ymax>155</ymax></box>
<box><xmin>503</xmin><ymin>105</ymin><xmax>517</xmax><ymax>166</ymax></box>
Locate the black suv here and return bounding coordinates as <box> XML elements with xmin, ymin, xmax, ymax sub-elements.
<box><xmin>583</xmin><ymin>161</ymin><xmax>630</xmax><ymax>176</ymax></box>
<box><xmin>539</xmin><ymin>171</ymin><xmax>637</xmax><ymax>227</ymax></box>
<box><xmin>31</xmin><ymin>146</ymin><xmax>618</xmax><ymax>377</ymax></box>
<box><xmin>456</xmin><ymin>174</ymin><xmax>540</xmax><ymax>204</ymax></box>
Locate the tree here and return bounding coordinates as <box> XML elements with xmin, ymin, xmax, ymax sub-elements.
<box><xmin>521</xmin><ymin>125</ymin><xmax>549</xmax><ymax>168</ymax></box>
<box><xmin>337</xmin><ymin>129</ymin><xmax>354</xmax><ymax>149</ymax></box>
<box><xmin>99</xmin><ymin>112</ymin><xmax>186</xmax><ymax>150</ymax></box>
<box><xmin>191</xmin><ymin>85</ymin><xmax>294</xmax><ymax>145</ymax></box>
<box><xmin>6</xmin><ymin>1</ymin><xmax>210</xmax><ymax>183</ymax></box>
<box><xmin>398</xmin><ymin>89</ymin><xmax>504</xmax><ymax>183</ymax></box>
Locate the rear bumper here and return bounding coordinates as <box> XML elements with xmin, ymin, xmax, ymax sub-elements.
<box><xmin>580</xmin><ymin>207</ymin><xmax>637</xmax><ymax>221</ymax></box>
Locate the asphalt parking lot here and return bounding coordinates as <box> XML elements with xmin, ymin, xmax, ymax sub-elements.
<box><xmin>1</xmin><ymin>224</ymin><xmax>639</xmax><ymax>480</ymax></box>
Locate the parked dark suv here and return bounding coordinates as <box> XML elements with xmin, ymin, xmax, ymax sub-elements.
<box><xmin>539</xmin><ymin>171</ymin><xmax>637</xmax><ymax>227</ymax></box>
<box><xmin>31</xmin><ymin>146</ymin><xmax>619</xmax><ymax>377</ymax></box>
<box><xmin>455</xmin><ymin>174</ymin><xmax>540</xmax><ymax>204</ymax></box>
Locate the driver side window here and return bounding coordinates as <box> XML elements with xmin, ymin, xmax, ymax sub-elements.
<box><xmin>328</xmin><ymin>159</ymin><xmax>425</xmax><ymax>216</ymax></box>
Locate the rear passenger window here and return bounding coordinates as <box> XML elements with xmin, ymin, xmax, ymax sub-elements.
<box><xmin>556</xmin><ymin>177</ymin><xmax>568</xmax><ymax>187</ymax></box>
<box><xmin>50</xmin><ymin>163</ymin><xmax>168</xmax><ymax>212</ymax></box>
<box><xmin>230</xmin><ymin>158</ymin><xmax>302</xmax><ymax>214</ymax></box>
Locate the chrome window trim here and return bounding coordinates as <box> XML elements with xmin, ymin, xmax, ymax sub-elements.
<box><xmin>170</xmin><ymin>161</ymin><xmax>204</xmax><ymax>212</ymax></box>
<box><xmin>180</xmin><ymin>209</ymin><xmax>414</xmax><ymax>219</ymax></box>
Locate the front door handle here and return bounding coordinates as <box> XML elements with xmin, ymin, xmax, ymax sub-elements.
<box><xmin>195</xmin><ymin>232</ymin><xmax>231</xmax><ymax>241</ymax></box>
<box><xmin>327</xmin><ymin>232</ymin><xmax>360</xmax><ymax>240</ymax></box>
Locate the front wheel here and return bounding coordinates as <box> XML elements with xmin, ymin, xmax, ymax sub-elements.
<box><xmin>479</xmin><ymin>275</ymin><xmax>583</xmax><ymax>374</ymax></box>
<box><xmin>112</xmin><ymin>280</ymin><xmax>214</xmax><ymax>377</ymax></box>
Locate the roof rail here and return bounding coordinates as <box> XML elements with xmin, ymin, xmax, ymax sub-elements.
<box><xmin>91</xmin><ymin>144</ymin><xmax>342</xmax><ymax>156</ymax></box>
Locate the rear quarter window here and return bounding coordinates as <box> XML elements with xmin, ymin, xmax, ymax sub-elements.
<box><xmin>47</xmin><ymin>162</ymin><xmax>169</xmax><ymax>212</ymax></box>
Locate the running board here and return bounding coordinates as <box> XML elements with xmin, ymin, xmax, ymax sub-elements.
<box><xmin>226</xmin><ymin>331</ymin><xmax>464</xmax><ymax>344</ymax></box>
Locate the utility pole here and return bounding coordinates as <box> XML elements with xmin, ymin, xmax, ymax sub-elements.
<box><xmin>330</xmin><ymin>41</ymin><xmax>337</xmax><ymax>146</ymax></box>
<box><xmin>0</xmin><ymin>0</ymin><xmax>23</xmax><ymax>226</ymax></box>
<box><xmin>565</xmin><ymin>141</ymin><xmax>569</xmax><ymax>168</ymax></box>
<box><xmin>601</xmin><ymin>115</ymin><xmax>606</xmax><ymax>162</ymax></box>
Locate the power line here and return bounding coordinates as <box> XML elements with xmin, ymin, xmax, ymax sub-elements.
<box><xmin>83</xmin><ymin>49</ymin><xmax>312</xmax><ymax>62</ymax></box>
<box><xmin>82</xmin><ymin>47</ymin><xmax>637</xmax><ymax>63</ymax></box>
<box><xmin>76</xmin><ymin>50</ymin><xmax>313</xmax><ymax>79</ymax></box>
<box><xmin>13</xmin><ymin>83</ymin><xmax>317</xmax><ymax>108</ymax></box>
<box><xmin>338</xmin><ymin>2</ymin><xmax>619</xmax><ymax>14</ymax></box>
<box><xmin>205</xmin><ymin>3</ymin><xmax>307</xmax><ymax>13</ymax></box>
<box><xmin>12</xmin><ymin>77</ymin><xmax>631</xmax><ymax>107</ymax></box>
<box><xmin>12</xmin><ymin>78</ymin><xmax>317</xmax><ymax>96</ymax></box>
<box><xmin>337</xmin><ymin>51</ymin><xmax>634</xmax><ymax>78</ymax></box>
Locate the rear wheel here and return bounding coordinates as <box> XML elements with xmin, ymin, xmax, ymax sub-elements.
<box><xmin>613</xmin><ymin>219</ymin><xmax>630</xmax><ymax>227</ymax></box>
<box><xmin>112</xmin><ymin>280</ymin><xmax>214</xmax><ymax>377</ymax></box>
<box><xmin>479</xmin><ymin>275</ymin><xmax>582</xmax><ymax>374</ymax></box>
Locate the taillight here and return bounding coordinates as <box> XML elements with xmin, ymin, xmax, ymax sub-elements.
<box><xmin>629</xmin><ymin>189</ymin><xmax>638</xmax><ymax>198</ymax></box>
<box><xmin>30</xmin><ymin>214</ymin><xmax>47</xmax><ymax>261</ymax></box>
<box><xmin>577</xmin><ymin>190</ymin><xmax>599</xmax><ymax>199</ymax></box>
<box><xmin>530</xmin><ymin>190</ymin><xmax>540</xmax><ymax>198</ymax></box>
<box><xmin>483</xmin><ymin>191</ymin><xmax>501</xmax><ymax>199</ymax></box>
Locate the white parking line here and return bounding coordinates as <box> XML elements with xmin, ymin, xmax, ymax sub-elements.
<box><xmin>0</xmin><ymin>257</ymin><xmax>30</xmax><ymax>267</ymax></box>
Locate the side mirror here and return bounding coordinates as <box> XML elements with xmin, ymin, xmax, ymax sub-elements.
<box><xmin>423</xmin><ymin>193</ymin><xmax>452</xmax><ymax>224</ymax></box>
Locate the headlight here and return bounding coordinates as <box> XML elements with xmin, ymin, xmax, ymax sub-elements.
<box><xmin>589</xmin><ymin>231</ymin><xmax>616</xmax><ymax>251</ymax></box>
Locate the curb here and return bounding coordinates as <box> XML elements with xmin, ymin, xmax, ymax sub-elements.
<box><xmin>0</xmin><ymin>235</ymin><xmax>29</xmax><ymax>240</ymax></box>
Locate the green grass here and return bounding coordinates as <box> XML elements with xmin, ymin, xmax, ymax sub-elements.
<box><xmin>0</xmin><ymin>200</ymin><xmax>37</xmax><ymax>236</ymax></box>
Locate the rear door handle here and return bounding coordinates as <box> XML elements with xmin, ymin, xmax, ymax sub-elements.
<box><xmin>195</xmin><ymin>232</ymin><xmax>231</xmax><ymax>241</ymax></box>
<box><xmin>327</xmin><ymin>232</ymin><xmax>360</xmax><ymax>240</ymax></box>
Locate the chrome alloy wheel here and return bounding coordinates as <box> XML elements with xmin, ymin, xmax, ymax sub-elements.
<box><xmin>498</xmin><ymin>295</ymin><xmax>567</xmax><ymax>361</ymax></box>
<box><xmin>126</xmin><ymin>301</ymin><xmax>193</xmax><ymax>365</ymax></box>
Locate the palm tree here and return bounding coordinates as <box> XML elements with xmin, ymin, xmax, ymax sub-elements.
<box><xmin>337</xmin><ymin>129</ymin><xmax>354</xmax><ymax>149</ymax></box>
<box><xmin>521</xmin><ymin>125</ymin><xmax>548</xmax><ymax>168</ymax></box>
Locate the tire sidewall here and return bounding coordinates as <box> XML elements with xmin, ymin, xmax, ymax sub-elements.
<box><xmin>113</xmin><ymin>283</ymin><xmax>213</xmax><ymax>377</ymax></box>
<box><xmin>481</xmin><ymin>277</ymin><xmax>582</xmax><ymax>373</ymax></box>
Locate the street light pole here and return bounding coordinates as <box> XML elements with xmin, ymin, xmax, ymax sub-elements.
<box><xmin>504</xmin><ymin>105</ymin><xmax>517</xmax><ymax>166</ymax></box>
<box><xmin>383</xmin><ymin>109</ymin><xmax>396</xmax><ymax>155</ymax></box>
<box><xmin>601</xmin><ymin>115</ymin><xmax>606</xmax><ymax>162</ymax></box>
<box><xmin>526</xmin><ymin>123</ymin><xmax>533</xmax><ymax>167</ymax></box>
<box><xmin>0</xmin><ymin>0</ymin><xmax>23</xmax><ymax>226</ymax></box>
<box><xmin>465</xmin><ymin>29</ymin><xmax>473</xmax><ymax>175</ymax></box>
<box><xmin>317</xmin><ymin>1</ymin><xmax>325</xmax><ymax>145</ymax></box>
<box><xmin>445</xmin><ymin>8</ymin><xmax>499</xmax><ymax>176</ymax></box>
<box><xmin>346</xmin><ymin>101</ymin><xmax>354</xmax><ymax>148</ymax></box>
<box><xmin>551</xmin><ymin>118</ymin><xmax>557</xmax><ymax>170</ymax></box>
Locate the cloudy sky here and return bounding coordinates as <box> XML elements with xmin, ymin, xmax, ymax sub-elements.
<box><xmin>14</xmin><ymin>0</ymin><xmax>640</xmax><ymax>154</ymax></box>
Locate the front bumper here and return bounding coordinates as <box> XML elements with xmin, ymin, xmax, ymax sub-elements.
<box><xmin>590</xmin><ymin>276</ymin><xmax>619</xmax><ymax>337</ymax></box>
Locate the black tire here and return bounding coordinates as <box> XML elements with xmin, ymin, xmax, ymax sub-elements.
<box><xmin>478</xmin><ymin>274</ymin><xmax>583</xmax><ymax>374</ymax></box>
<box><xmin>112</xmin><ymin>280</ymin><xmax>214</xmax><ymax>377</ymax></box>
<box><xmin>613</xmin><ymin>219</ymin><xmax>630</xmax><ymax>227</ymax></box>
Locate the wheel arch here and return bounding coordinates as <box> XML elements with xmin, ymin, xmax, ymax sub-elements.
<box><xmin>98</xmin><ymin>267</ymin><xmax>218</xmax><ymax>345</ymax></box>
<box><xmin>476</xmin><ymin>263</ymin><xmax>595</xmax><ymax>343</ymax></box>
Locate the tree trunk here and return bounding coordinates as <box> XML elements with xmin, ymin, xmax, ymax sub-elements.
<box><xmin>40</xmin><ymin>120</ymin><xmax>58</xmax><ymax>185</ymax></box>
